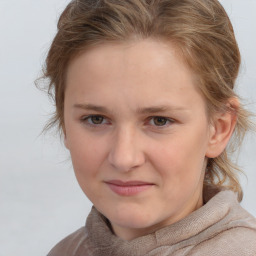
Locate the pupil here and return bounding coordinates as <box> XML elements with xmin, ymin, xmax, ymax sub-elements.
<box><xmin>154</xmin><ymin>117</ymin><xmax>167</xmax><ymax>126</ymax></box>
<box><xmin>92</xmin><ymin>116</ymin><xmax>103</xmax><ymax>124</ymax></box>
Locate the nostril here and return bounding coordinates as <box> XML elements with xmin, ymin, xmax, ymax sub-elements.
<box><xmin>108</xmin><ymin>146</ymin><xmax>145</xmax><ymax>172</ymax></box>
<box><xmin>107</xmin><ymin>129</ymin><xmax>145</xmax><ymax>172</ymax></box>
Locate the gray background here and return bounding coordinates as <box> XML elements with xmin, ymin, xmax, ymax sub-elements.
<box><xmin>0</xmin><ymin>0</ymin><xmax>255</xmax><ymax>255</ymax></box>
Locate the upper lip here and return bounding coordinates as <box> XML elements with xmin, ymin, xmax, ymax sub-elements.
<box><xmin>105</xmin><ymin>180</ymin><xmax>154</xmax><ymax>186</ymax></box>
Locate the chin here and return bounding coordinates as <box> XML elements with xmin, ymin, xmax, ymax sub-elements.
<box><xmin>106</xmin><ymin>206</ymin><xmax>159</xmax><ymax>229</ymax></box>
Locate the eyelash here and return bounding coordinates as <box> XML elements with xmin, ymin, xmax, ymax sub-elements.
<box><xmin>148</xmin><ymin>116</ymin><xmax>174</xmax><ymax>127</ymax></box>
<box><xmin>80</xmin><ymin>115</ymin><xmax>175</xmax><ymax>128</ymax></box>
<box><xmin>81</xmin><ymin>115</ymin><xmax>110</xmax><ymax>127</ymax></box>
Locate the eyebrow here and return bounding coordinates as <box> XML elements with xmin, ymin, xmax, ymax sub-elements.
<box><xmin>73</xmin><ymin>103</ymin><xmax>188</xmax><ymax>114</ymax></box>
<box><xmin>74</xmin><ymin>103</ymin><xmax>109</xmax><ymax>113</ymax></box>
<box><xmin>136</xmin><ymin>106</ymin><xmax>187</xmax><ymax>114</ymax></box>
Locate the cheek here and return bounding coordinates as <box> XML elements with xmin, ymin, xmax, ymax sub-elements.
<box><xmin>68</xmin><ymin>140</ymin><xmax>106</xmax><ymax>203</ymax></box>
<box><xmin>67</xmin><ymin>131</ymin><xmax>107</xmax><ymax>183</ymax></box>
<box><xmin>150</xmin><ymin>129</ymin><xmax>208</xmax><ymax>185</ymax></box>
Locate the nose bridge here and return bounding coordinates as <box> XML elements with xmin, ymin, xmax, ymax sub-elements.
<box><xmin>108</xmin><ymin>125</ymin><xmax>145</xmax><ymax>172</ymax></box>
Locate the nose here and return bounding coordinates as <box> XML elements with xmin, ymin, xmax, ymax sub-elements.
<box><xmin>108</xmin><ymin>127</ymin><xmax>146</xmax><ymax>172</ymax></box>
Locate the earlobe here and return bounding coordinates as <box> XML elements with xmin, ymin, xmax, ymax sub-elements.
<box><xmin>206</xmin><ymin>98</ymin><xmax>239</xmax><ymax>158</ymax></box>
<box><xmin>64</xmin><ymin>136</ymin><xmax>70</xmax><ymax>150</ymax></box>
<box><xmin>63</xmin><ymin>128</ymin><xmax>70</xmax><ymax>150</ymax></box>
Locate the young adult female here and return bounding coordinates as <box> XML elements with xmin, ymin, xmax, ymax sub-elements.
<box><xmin>43</xmin><ymin>0</ymin><xmax>256</xmax><ymax>255</ymax></box>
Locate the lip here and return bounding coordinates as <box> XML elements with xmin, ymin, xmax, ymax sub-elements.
<box><xmin>105</xmin><ymin>180</ymin><xmax>154</xmax><ymax>196</ymax></box>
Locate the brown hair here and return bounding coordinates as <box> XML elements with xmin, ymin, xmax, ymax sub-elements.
<box><xmin>41</xmin><ymin>0</ymin><xmax>254</xmax><ymax>201</ymax></box>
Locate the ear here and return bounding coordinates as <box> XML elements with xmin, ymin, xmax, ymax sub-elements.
<box><xmin>206</xmin><ymin>98</ymin><xmax>239</xmax><ymax>158</ymax></box>
<box><xmin>64</xmin><ymin>135</ymin><xmax>70</xmax><ymax>150</ymax></box>
<box><xmin>63</xmin><ymin>127</ymin><xmax>70</xmax><ymax>150</ymax></box>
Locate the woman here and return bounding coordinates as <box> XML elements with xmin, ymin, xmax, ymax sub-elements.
<box><xmin>43</xmin><ymin>0</ymin><xmax>256</xmax><ymax>255</ymax></box>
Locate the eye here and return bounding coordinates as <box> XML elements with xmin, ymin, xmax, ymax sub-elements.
<box><xmin>81</xmin><ymin>115</ymin><xmax>108</xmax><ymax>125</ymax></box>
<box><xmin>89</xmin><ymin>115</ymin><xmax>104</xmax><ymax>124</ymax></box>
<box><xmin>149</xmin><ymin>116</ymin><xmax>173</xmax><ymax>127</ymax></box>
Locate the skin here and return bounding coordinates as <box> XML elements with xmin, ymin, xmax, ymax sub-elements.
<box><xmin>63</xmin><ymin>39</ymin><xmax>236</xmax><ymax>241</ymax></box>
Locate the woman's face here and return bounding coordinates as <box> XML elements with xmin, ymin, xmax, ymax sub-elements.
<box><xmin>64</xmin><ymin>39</ymin><xmax>214</xmax><ymax>240</ymax></box>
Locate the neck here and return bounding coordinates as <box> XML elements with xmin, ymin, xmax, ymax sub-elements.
<box><xmin>111</xmin><ymin>193</ymin><xmax>204</xmax><ymax>241</ymax></box>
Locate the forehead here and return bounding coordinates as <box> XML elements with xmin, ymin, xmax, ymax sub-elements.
<box><xmin>67</xmin><ymin>39</ymin><xmax>189</xmax><ymax>76</ymax></box>
<box><xmin>65</xmin><ymin>39</ymin><xmax>205</xmax><ymax>113</ymax></box>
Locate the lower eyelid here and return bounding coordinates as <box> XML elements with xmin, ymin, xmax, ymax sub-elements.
<box><xmin>148</xmin><ymin>117</ymin><xmax>174</xmax><ymax>126</ymax></box>
<box><xmin>80</xmin><ymin>115</ymin><xmax>174</xmax><ymax>127</ymax></box>
<box><xmin>80</xmin><ymin>115</ymin><xmax>111</xmax><ymax>126</ymax></box>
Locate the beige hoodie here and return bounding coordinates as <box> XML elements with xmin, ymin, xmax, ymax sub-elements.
<box><xmin>48</xmin><ymin>188</ymin><xmax>256</xmax><ymax>256</ymax></box>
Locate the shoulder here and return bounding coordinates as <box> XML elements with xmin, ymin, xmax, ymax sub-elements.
<box><xmin>47</xmin><ymin>227</ymin><xmax>91</xmax><ymax>256</ymax></box>
<box><xmin>189</xmin><ymin>191</ymin><xmax>256</xmax><ymax>255</ymax></box>
<box><xmin>189</xmin><ymin>226</ymin><xmax>256</xmax><ymax>256</ymax></box>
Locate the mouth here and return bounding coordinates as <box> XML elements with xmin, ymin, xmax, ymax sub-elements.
<box><xmin>105</xmin><ymin>180</ymin><xmax>154</xmax><ymax>196</ymax></box>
